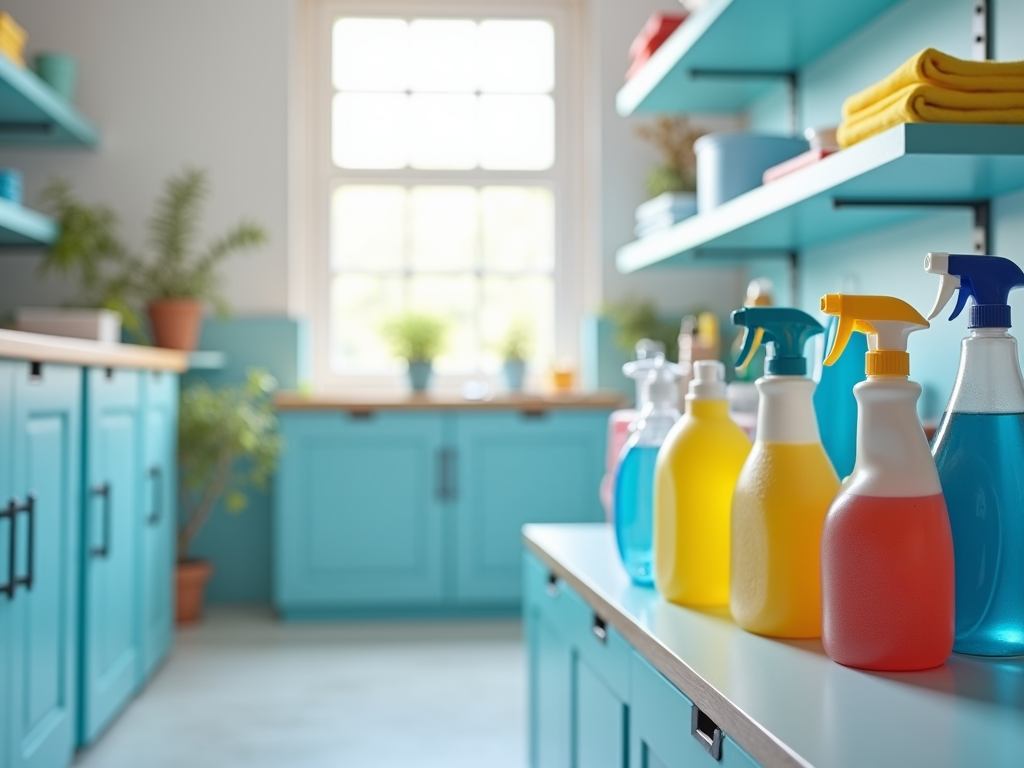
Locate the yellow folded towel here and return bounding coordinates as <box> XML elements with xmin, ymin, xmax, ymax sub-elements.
<box><xmin>843</xmin><ymin>48</ymin><xmax>1024</xmax><ymax>119</ymax></box>
<box><xmin>837</xmin><ymin>83</ymin><xmax>1024</xmax><ymax>147</ymax></box>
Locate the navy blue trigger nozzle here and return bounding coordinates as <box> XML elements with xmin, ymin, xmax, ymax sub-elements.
<box><xmin>925</xmin><ymin>253</ymin><xmax>1024</xmax><ymax>329</ymax></box>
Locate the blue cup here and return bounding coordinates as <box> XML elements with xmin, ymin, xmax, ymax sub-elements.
<box><xmin>35</xmin><ymin>53</ymin><xmax>78</xmax><ymax>102</ymax></box>
<box><xmin>0</xmin><ymin>169</ymin><xmax>23</xmax><ymax>205</ymax></box>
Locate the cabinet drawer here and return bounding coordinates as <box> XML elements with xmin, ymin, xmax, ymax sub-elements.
<box><xmin>631</xmin><ymin>652</ymin><xmax>759</xmax><ymax>768</ymax></box>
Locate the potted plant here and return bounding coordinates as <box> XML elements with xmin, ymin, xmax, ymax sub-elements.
<box><xmin>498</xmin><ymin>318</ymin><xmax>533</xmax><ymax>392</ymax></box>
<box><xmin>604</xmin><ymin>298</ymin><xmax>681</xmax><ymax>361</ymax></box>
<box><xmin>382</xmin><ymin>312</ymin><xmax>448</xmax><ymax>392</ymax></box>
<box><xmin>38</xmin><ymin>169</ymin><xmax>267</xmax><ymax>350</ymax></box>
<box><xmin>634</xmin><ymin>116</ymin><xmax>704</xmax><ymax>235</ymax></box>
<box><xmin>176</xmin><ymin>369</ymin><xmax>282</xmax><ymax>623</ymax></box>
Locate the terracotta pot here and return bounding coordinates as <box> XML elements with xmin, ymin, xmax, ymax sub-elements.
<box><xmin>148</xmin><ymin>299</ymin><xmax>203</xmax><ymax>350</ymax></box>
<box><xmin>175</xmin><ymin>559</ymin><xmax>213</xmax><ymax>625</ymax></box>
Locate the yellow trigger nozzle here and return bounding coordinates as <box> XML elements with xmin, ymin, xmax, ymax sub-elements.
<box><xmin>820</xmin><ymin>294</ymin><xmax>929</xmax><ymax>377</ymax></box>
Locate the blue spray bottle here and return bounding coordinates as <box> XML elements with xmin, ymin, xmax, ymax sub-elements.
<box><xmin>614</xmin><ymin>354</ymin><xmax>683</xmax><ymax>586</ymax></box>
<box><xmin>925</xmin><ymin>252</ymin><xmax>1024</xmax><ymax>656</ymax></box>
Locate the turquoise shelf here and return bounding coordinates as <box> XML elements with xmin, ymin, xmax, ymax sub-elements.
<box><xmin>0</xmin><ymin>196</ymin><xmax>56</xmax><ymax>246</ymax></box>
<box><xmin>616</xmin><ymin>0</ymin><xmax>900</xmax><ymax>116</ymax></box>
<box><xmin>0</xmin><ymin>53</ymin><xmax>98</xmax><ymax>147</ymax></box>
<box><xmin>617</xmin><ymin>124</ymin><xmax>1024</xmax><ymax>273</ymax></box>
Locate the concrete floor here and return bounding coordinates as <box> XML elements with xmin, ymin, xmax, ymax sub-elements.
<box><xmin>74</xmin><ymin>608</ymin><xmax>527</xmax><ymax>768</ymax></box>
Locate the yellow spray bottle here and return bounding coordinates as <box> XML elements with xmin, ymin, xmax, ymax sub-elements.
<box><xmin>654</xmin><ymin>360</ymin><xmax>751</xmax><ymax>606</ymax></box>
<box><xmin>730</xmin><ymin>308</ymin><xmax>840</xmax><ymax>638</ymax></box>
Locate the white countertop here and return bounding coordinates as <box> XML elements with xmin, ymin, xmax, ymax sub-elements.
<box><xmin>0</xmin><ymin>329</ymin><xmax>187</xmax><ymax>371</ymax></box>
<box><xmin>523</xmin><ymin>523</ymin><xmax>1024</xmax><ymax>768</ymax></box>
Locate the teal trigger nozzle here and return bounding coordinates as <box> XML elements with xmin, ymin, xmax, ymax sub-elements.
<box><xmin>731</xmin><ymin>307</ymin><xmax>824</xmax><ymax>377</ymax></box>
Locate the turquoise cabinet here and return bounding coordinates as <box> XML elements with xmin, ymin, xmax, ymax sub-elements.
<box><xmin>454</xmin><ymin>411</ymin><xmax>606</xmax><ymax>604</ymax></box>
<box><xmin>525</xmin><ymin>552</ymin><xmax>760</xmax><ymax>768</ymax></box>
<box><xmin>80</xmin><ymin>367</ymin><xmax>142</xmax><ymax>744</ymax></box>
<box><xmin>275</xmin><ymin>408</ymin><xmax>610</xmax><ymax>616</ymax></box>
<box><xmin>274</xmin><ymin>411</ymin><xmax>447</xmax><ymax>614</ymax></box>
<box><xmin>0</xmin><ymin>360</ymin><xmax>82</xmax><ymax>768</ymax></box>
<box><xmin>139</xmin><ymin>370</ymin><xmax>178</xmax><ymax>680</ymax></box>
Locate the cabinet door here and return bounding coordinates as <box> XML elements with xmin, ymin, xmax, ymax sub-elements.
<box><xmin>8</xmin><ymin>361</ymin><xmax>82</xmax><ymax>768</ymax></box>
<box><xmin>274</xmin><ymin>411</ymin><xmax>447</xmax><ymax>612</ymax></box>
<box><xmin>81</xmin><ymin>367</ymin><xmax>142</xmax><ymax>744</ymax></box>
<box><xmin>576</xmin><ymin>658</ymin><xmax>628</xmax><ymax>768</ymax></box>
<box><xmin>455</xmin><ymin>410</ymin><xmax>608</xmax><ymax>603</ymax></box>
<box><xmin>0</xmin><ymin>361</ymin><xmax>13</xmax><ymax>767</ymax></box>
<box><xmin>139</xmin><ymin>370</ymin><xmax>178</xmax><ymax>680</ymax></box>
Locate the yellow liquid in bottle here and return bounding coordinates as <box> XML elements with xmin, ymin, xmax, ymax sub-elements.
<box><xmin>654</xmin><ymin>400</ymin><xmax>751</xmax><ymax>606</ymax></box>
<box><xmin>730</xmin><ymin>442</ymin><xmax>839</xmax><ymax>638</ymax></box>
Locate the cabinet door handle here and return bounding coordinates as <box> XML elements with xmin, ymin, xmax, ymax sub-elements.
<box><xmin>147</xmin><ymin>466</ymin><xmax>162</xmax><ymax>526</ymax></box>
<box><xmin>436</xmin><ymin>448</ymin><xmax>457</xmax><ymax>501</ymax></box>
<box><xmin>592</xmin><ymin>614</ymin><xmax>607</xmax><ymax>643</ymax></box>
<box><xmin>691</xmin><ymin>704</ymin><xmax>724</xmax><ymax>761</ymax></box>
<box><xmin>90</xmin><ymin>483</ymin><xmax>111</xmax><ymax>558</ymax></box>
<box><xmin>1</xmin><ymin>496</ymin><xmax>34</xmax><ymax>597</ymax></box>
<box><xmin>446</xmin><ymin>449</ymin><xmax>457</xmax><ymax>501</ymax></box>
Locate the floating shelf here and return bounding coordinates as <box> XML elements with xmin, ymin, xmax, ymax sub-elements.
<box><xmin>617</xmin><ymin>124</ymin><xmax>1024</xmax><ymax>273</ymax></box>
<box><xmin>0</xmin><ymin>196</ymin><xmax>56</xmax><ymax>246</ymax></box>
<box><xmin>616</xmin><ymin>0</ymin><xmax>901</xmax><ymax>116</ymax></box>
<box><xmin>0</xmin><ymin>53</ymin><xmax>98</xmax><ymax>147</ymax></box>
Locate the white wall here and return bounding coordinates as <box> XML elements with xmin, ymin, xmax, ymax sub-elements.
<box><xmin>0</xmin><ymin>0</ymin><xmax>292</xmax><ymax>317</ymax></box>
<box><xmin>587</xmin><ymin>0</ymin><xmax>746</xmax><ymax>315</ymax></box>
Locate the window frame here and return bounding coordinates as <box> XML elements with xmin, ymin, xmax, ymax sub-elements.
<box><xmin>299</xmin><ymin>0</ymin><xmax>585</xmax><ymax>394</ymax></box>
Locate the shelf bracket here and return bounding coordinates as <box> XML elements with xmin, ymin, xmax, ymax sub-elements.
<box><xmin>973</xmin><ymin>0</ymin><xmax>992</xmax><ymax>61</ymax></box>
<box><xmin>832</xmin><ymin>198</ymin><xmax>992</xmax><ymax>255</ymax></box>
<box><xmin>689</xmin><ymin>69</ymin><xmax>799</xmax><ymax>135</ymax></box>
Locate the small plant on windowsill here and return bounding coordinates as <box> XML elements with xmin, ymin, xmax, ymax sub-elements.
<box><xmin>382</xmin><ymin>312</ymin><xmax>449</xmax><ymax>393</ymax></box>
<box><xmin>498</xmin><ymin>318</ymin><xmax>533</xmax><ymax>393</ymax></box>
<box><xmin>176</xmin><ymin>369</ymin><xmax>282</xmax><ymax>624</ymax></box>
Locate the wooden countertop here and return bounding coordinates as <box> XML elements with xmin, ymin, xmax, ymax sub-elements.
<box><xmin>0</xmin><ymin>329</ymin><xmax>188</xmax><ymax>372</ymax></box>
<box><xmin>274</xmin><ymin>391</ymin><xmax>625</xmax><ymax>411</ymax></box>
<box><xmin>524</xmin><ymin>523</ymin><xmax>1024</xmax><ymax>768</ymax></box>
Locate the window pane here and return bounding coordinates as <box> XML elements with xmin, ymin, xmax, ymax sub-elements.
<box><xmin>479</xmin><ymin>95</ymin><xmax>554</xmax><ymax>170</ymax></box>
<box><xmin>481</xmin><ymin>187</ymin><xmax>554</xmax><ymax>271</ymax></box>
<box><xmin>330</xmin><ymin>275</ymin><xmax>404</xmax><ymax>372</ymax></box>
<box><xmin>331</xmin><ymin>186</ymin><xmax>407</xmax><ymax>271</ymax></box>
<box><xmin>409</xmin><ymin>20</ymin><xmax>477</xmax><ymax>93</ymax></box>
<box><xmin>333</xmin><ymin>93</ymin><xmax>409</xmax><ymax>169</ymax></box>
<box><xmin>480</xmin><ymin>276</ymin><xmax>554</xmax><ymax>368</ymax></box>
<box><xmin>410</xmin><ymin>186</ymin><xmax>478</xmax><ymax>271</ymax></box>
<box><xmin>408</xmin><ymin>275</ymin><xmax>478</xmax><ymax>372</ymax></box>
<box><xmin>410</xmin><ymin>95</ymin><xmax>477</xmax><ymax>170</ymax></box>
<box><xmin>479</xmin><ymin>20</ymin><xmax>554</xmax><ymax>93</ymax></box>
<box><xmin>333</xmin><ymin>18</ymin><xmax>408</xmax><ymax>92</ymax></box>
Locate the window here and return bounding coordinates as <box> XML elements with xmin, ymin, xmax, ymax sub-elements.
<box><xmin>304</xmin><ymin>3</ymin><xmax>581</xmax><ymax>390</ymax></box>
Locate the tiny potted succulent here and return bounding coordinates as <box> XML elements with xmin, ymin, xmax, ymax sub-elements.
<box><xmin>176</xmin><ymin>369</ymin><xmax>282</xmax><ymax>624</ymax></box>
<box><xmin>498</xmin><ymin>318</ymin><xmax>533</xmax><ymax>392</ymax></box>
<box><xmin>38</xmin><ymin>169</ymin><xmax>267</xmax><ymax>350</ymax></box>
<box><xmin>382</xmin><ymin>312</ymin><xmax>448</xmax><ymax>392</ymax></box>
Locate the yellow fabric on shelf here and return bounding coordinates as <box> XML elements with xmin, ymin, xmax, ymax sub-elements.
<box><xmin>837</xmin><ymin>83</ymin><xmax>1024</xmax><ymax>147</ymax></box>
<box><xmin>843</xmin><ymin>48</ymin><xmax>1024</xmax><ymax>119</ymax></box>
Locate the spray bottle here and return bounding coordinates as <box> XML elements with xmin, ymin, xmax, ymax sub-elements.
<box><xmin>730</xmin><ymin>307</ymin><xmax>838</xmax><ymax>637</ymax></box>
<box><xmin>614</xmin><ymin>354</ymin><xmax>683</xmax><ymax>586</ymax></box>
<box><xmin>819</xmin><ymin>294</ymin><xmax>954</xmax><ymax>670</ymax></box>
<box><xmin>654</xmin><ymin>360</ymin><xmax>751</xmax><ymax>606</ymax></box>
<box><xmin>925</xmin><ymin>252</ymin><xmax>1024</xmax><ymax>656</ymax></box>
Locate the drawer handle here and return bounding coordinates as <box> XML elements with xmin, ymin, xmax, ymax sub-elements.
<box><xmin>691</xmin><ymin>704</ymin><xmax>723</xmax><ymax>761</ymax></box>
<box><xmin>545</xmin><ymin>572</ymin><xmax>559</xmax><ymax>597</ymax></box>
<box><xmin>91</xmin><ymin>483</ymin><xmax>112</xmax><ymax>558</ymax></box>
<box><xmin>592</xmin><ymin>615</ymin><xmax>607</xmax><ymax>643</ymax></box>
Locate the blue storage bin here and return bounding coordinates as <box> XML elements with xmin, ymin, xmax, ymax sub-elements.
<box><xmin>694</xmin><ymin>133</ymin><xmax>808</xmax><ymax>212</ymax></box>
<box><xmin>0</xmin><ymin>168</ymin><xmax>23</xmax><ymax>205</ymax></box>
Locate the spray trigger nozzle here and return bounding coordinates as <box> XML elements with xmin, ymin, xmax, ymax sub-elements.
<box><xmin>923</xmin><ymin>252</ymin><xmax>1024</xmax><ymax>329</ymax></box>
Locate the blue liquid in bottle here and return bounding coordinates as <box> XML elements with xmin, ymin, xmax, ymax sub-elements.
<box><xmin>614</xmin><ymin>443</ymin><xmax>659</xmax><ymax>586</ymax></box>
<box><xmin>933</xmin><ymin>411</ymin><xmax>1024</xmax><ymax>656</ymax></box>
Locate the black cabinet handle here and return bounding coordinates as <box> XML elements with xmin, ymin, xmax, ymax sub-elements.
<box><xmin>1</xmin><ymin>496</ymin><xmax>35</xmax><ymax>597</ymax></box>
<box><xmin>147</xmin><ymin>466</ymin><xmax>162</xmax><ymax>526</ymax></box>
<box><xmin>592</xmin><ymin>614</ymin><xmax>608</xmax><ymax>643</ymax></box>
<box><xmin>691</xmin><ymin>704</ymin><xmax>724</xmax><ymax>761</ymax></box>
<box><xmin>91</xmin><ymin>483</ymin><xmax>111</xmax><ymax>558</ymax></box>
<box><xmin>436</xmin><ymin>448</ymin><xmax>458</xmax><ymax>501</ymax></box>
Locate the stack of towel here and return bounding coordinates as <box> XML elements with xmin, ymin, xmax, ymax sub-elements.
<box><xmin>0</xmin><ymin>13</ymin><xmax>26</xmax><ymax>67</ymax></box>
<box><xmin>634</xmin><ymin>192</ymin><xmax>697</xmax><ymax>238</ymax></box>
<box><xmin>837</xmin><ymin>48</ymin><xmax>1024</xmax><ymax>148</ymax></box>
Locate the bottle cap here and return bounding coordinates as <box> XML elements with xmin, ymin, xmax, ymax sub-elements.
<box><xmin>925</xmin><ymin>252</ymin><xmax>1024</xmax><ymax>329</ymax></box>
<box><xmin>688</xmin><ymin>360</ymin><xmax>727</xmax><ymax>399</ymax></box>
<box><xmin>731</xmin><ymin>307</ymin><xmax>823</xmax><ymax>377</ymax></box>
<box><xmin>821</xmin><ymin>294</ymin><xmax>928</xmax><ymax>376</ymax></box>
<box><xmin>623</xmin><ymin>339</ymin><xmax>666</xmax><ymax>406</ymax></box>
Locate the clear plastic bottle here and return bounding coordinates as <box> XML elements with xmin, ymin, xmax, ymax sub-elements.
<box><xmin>926</xmin><ymin>252</ymin><xmax>1024</xmax><ymax>656</ymax></box>
<box><xmin>614</xmin><ymin>355</ymin><xmax>682</xmax><ymax>586</ymax></box>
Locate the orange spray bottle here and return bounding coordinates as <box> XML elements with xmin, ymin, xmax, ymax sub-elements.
<box><xmin>819</xmin><ymin>294</ymin><xmax>954</xmax><ymax>671</ymax></box>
